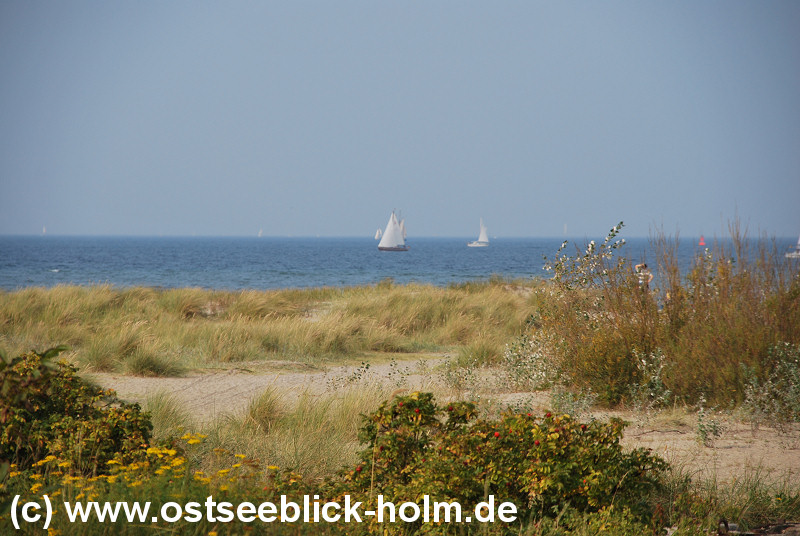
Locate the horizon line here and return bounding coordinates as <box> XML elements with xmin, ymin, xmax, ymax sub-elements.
<box><xmin>2</xmin><ymin>232</ymin><xmax>788</xmax><ymax>240</ymax></box>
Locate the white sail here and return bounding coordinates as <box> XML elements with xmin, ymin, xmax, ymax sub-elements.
<box><xmin>378</xmin><ymin>211</ymin><xmax>409</xmax><ymax>251</ymax></box>
<box><xmin>787</xmin><ymin>235</ymin><xmax>800</xmax><ymax>259</ymax></box>
<box><xmin>477</xmin><ymin>219</ymin><xmax>489</xmax><ymax>243</ymax></box>
<box><xmin>374</xmin><ymin>228</ymin><xmax>382</xmax><ymax>240</ymax></box>
<box><xmin>468</xmin><ymin>218</ymin><xmax>489</xmax><ymax>247</ymax></box>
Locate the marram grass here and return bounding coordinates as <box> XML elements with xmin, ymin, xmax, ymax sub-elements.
<box><xmin>0</xmin><ymin>279</ymin><xmax>539</xmax><ymax>376</ymax></box>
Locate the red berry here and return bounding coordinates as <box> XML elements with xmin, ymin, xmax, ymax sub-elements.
<box><xmin>398</xmin><ymin>402</ymin><xmax>403</xmax><ymax>406</ymax></box>
<box><xmin>534</xmin><ymin>440</ymin><xmax>540</xmax><ymax>446</ymax></box>
<box><xmin>545</xmin><ymin>412</ymin><xmax>552</xmax><ymax>418</ymax></box>
<box><xmin>415</xmin><ymin>408</ymin><xmax>420</xmax><ymax>414</ymax></box>
<box><xmin>526</xmin><ymin>413</ymin><xmax>532</xmax><ymax>417</ymax></box>
<box><xmin>448</xmin><ymin>406</ymin><xmax>454</xmax><ymax>411</ymax></box>
<box><xmin>581</xmin><ymin>424</ymin><xmax>587</xmax><ymax>431</ymax></box>
<box><xmin>356</xmin><ymin>466</ymin><xmax>362</xmax><ymax>472</ymax></box>
<box><xmin>494</xmin><ymin>432</ymin><xmax>500</xmax><ymax>438</ymax></box>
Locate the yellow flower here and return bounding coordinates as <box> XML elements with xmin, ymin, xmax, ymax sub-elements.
<box><xmin>171</xmin><ymin>458</ymin><xmax>185</xmax><ymax>467</ymax></box>
<box><xmin>30</xmin><ymin>483</ymin><xmax>43</xmax><ymax>494</ymax></box>
<box><xmin>234</xmin><ymin>454</ymin><xmax>246</xmax><ymax>459</ymax></box>
<box><xmin>33</xmin><ymin>455</ymin><xmax>57</xmax><ymax>467</ymax></box>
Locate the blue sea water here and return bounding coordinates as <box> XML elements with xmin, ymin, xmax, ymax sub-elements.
<box><xmin>0</xmin><ymin>235</ymin><xmax>794</xmax><ymax>291</ymax></box>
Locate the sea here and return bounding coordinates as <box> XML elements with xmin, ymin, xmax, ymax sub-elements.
<box><xmin>0</xmin><ymin>235</ymin><xmax>795</xmax><ymax>291</ymax></box>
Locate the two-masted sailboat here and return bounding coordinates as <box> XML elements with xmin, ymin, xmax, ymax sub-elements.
<box><xmin>376</xmin><ymin>211</ymin><xmax>409</xmax><ymax>251</ymax></box>
<box><xmin>467</xmin><ymin>218</ymin><xmax>489</xmax><ymax>247</ymax></box>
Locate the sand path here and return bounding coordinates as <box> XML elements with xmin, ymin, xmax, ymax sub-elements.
<box><xmin>85</xmin><ymin>358</ymin><xmax>800</xmax><ymax>484</ymax></box>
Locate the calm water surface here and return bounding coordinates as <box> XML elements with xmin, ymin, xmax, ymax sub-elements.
<box><xmin>1</xmin><ymin>236</ymin><xmax>794</xmax><ymax>291</ymax></box>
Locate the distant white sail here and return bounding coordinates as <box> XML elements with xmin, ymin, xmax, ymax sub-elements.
<box><xmin>787</xmin><ymin>235</ymin><xmax>800</xmax><ymax>259</ymax></box>
<box><xmin>467</xmin><ymin>218</ymin><xmax>489</xmax><ymax>247</ymax></box>
<box><xmin>374</xmin><ymin>228</ymin><xmax>382</xmax><ymax>240</ymax></box>
<box><xmin>378</xmin><ymin>211</ymin><xmax>409</xmax><ymax>251</ymax></box>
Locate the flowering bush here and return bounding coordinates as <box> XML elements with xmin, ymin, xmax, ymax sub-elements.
<box><xmin>337</xmin><ymin>391</ymin><xmax>667</xmax><ymax>534</ymax></box>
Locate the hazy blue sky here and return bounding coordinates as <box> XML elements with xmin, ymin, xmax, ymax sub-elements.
<box><xmin>1</xmin><ymin>2</ymin><xmax>798</xmax><ymax>238</ymax></box>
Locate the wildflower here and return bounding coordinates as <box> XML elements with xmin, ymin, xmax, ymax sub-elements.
<box><xmin>30</xmin><ymin>483</ymin><xmax>43</xmax><ymax>494</ymax></box>
<box><xmin>33</xmin><ymin>455</ymin><xmax>57</xmax><ymax>467</ymax></box>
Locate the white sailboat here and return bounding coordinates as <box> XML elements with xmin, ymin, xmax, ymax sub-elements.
<box><xmin>467</xmin><ymin>218</ymin><xmax>489</xmax><ymax>247</ymax></box>
<box><xmin>377</xmin><ymin>211</ymin><xmax>409</xmax><ymax>251</ymax></box>
<box><xmin>786</xmin><ymin>235</ymin><xmax>800</xmax><ymax>259</ymax></box>
<box><xmin>374</xmin><ymin>228</ymin><xmax>382</xmax><ymax>240</ymax></box>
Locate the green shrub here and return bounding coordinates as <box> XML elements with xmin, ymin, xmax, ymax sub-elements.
<box><xmin>0</xmin><ymin>348</ymin><xmax>152</xmax><ymax>476</ymax></box>
<box><xmin>742</xmin><ymin>342</ymin><xmax>800</xmax><ymax>430</ymax></box>
<box><xmin>335</xmin><ymin>391</ymin><xmax>667</xmax><ymax>533</ymax></box>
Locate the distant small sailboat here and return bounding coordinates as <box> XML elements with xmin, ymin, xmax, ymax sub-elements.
<box><xmin>698</xmin><ymin>235</ymin><xmax>706</xmax><ymax>246</ymax></box>
<box><xmin>258</xmin><ymin>228</ymin><xmax>263</xmax><ymax>238</ymax></box>
<box><xmin>374</xmin><ymin>228</ymin><xmax>382</xmax><ymax>240</ymax></box>
<box><xmin>467</xmin><ymin>218</ymin><xmax>489</xmax><ymax>247</ymax></box>
<box><xmin>42</xmin><ymin>225</ymin><xmax>46</xmax><ymax>235</ymax></box>
<box><xmin>377</xmin><ymin>211</ymin><xmax>409</xmax><ymax>251</ymax></box>
<box><xmin>786</xmin><ymin>235</ymin><xmax>800</xmax><ymax>259</ymax></box>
